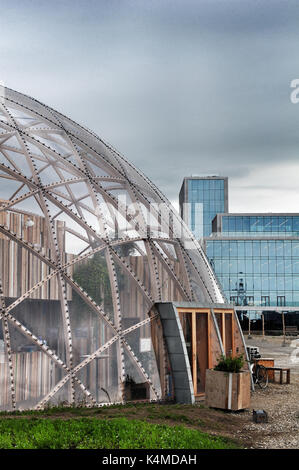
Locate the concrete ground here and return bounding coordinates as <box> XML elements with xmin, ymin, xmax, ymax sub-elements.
<box><xmin>246</xmin><ymin>334</ymin><xmax>299</xmax><ymax>372</ymax></box>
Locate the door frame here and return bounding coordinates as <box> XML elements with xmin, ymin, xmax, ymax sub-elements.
<box><xmin>177</xmin><ymin>307</ymin><xmax>236</xmax><ymax>397</ymax></box>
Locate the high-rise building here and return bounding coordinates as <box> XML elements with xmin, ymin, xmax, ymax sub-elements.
<box><xmin>179</xmin><ymin>176</ymin><xmax>228</xmax><ymax>239</ymax></box>
<box><xmin>180</xmin><ymin>177</ymin><xmax>299</xmax><ymax>323</ymax></box>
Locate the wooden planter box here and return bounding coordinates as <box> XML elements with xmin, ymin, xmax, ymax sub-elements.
<box><xmin>205</xmin><ymin>369</ymin><xmax>251</xmax><ymax>410</ymax></box>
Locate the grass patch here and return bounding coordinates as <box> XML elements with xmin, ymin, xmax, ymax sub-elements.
<box><xmin>0</xmin><ymin>417</ymin><xmax>239</xmax><ymax>449</ymax></box>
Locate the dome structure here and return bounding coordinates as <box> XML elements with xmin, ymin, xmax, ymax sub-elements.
<box><xmin>0</xmin><ymin>87</ymin><xmax>224</xmax><ymax>410</ymax></box>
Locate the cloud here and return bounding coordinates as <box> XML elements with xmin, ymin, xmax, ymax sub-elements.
<box><xmin>1</xmin><ymin>0</ymin><xmax>299</xmax><ymax>212</ymax></box>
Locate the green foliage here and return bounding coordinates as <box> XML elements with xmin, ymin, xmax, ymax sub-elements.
<box><xmin>214</xmin><ymin>354</ymin><xmax>244</xmax><ymax>373</ymax></box>
<box><xmin>0</xmin><ymin>417</ymin><xmax>238</xmax><ymax>449</ymax></box>
<box><xmin>73</xmin><ymin>252</ymin><xmax>112</xmax><ymax>311</ymax></box>
<box><xmin>115</xmin><ymin>243</ymin><xmax>135</xmax><ymax>257</ymax></box>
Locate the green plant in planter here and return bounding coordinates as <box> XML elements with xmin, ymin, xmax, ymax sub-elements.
<box><xmin>214</xmin><ymin>354</ymin><xmax>244</xmax><ymax>373</ymax></box>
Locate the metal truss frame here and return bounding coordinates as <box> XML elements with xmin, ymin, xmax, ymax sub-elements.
<box><xmin>0</xmin><ymin>87</ymin><xmax>224</xmax><ymax>409</ymax></box>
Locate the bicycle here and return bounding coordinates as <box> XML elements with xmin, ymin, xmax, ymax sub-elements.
<box><xmin>250</xmin><ymin>362</ymin><xmax>269</xmax><ymax>389</ymax></box>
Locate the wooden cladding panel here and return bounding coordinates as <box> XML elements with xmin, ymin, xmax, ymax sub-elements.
<box><xmin>177</xmin><ymin>307</ymin><xmax>246</xmax><ymax>396</ymax></box>
<box><xmin>0</xmin><ymin>210</ymin><xmax>73</xmax><ymax>300</ymax></box>
<box><xmin>209</xmin><ymin>313</ymin><xmax>223</xmax><ymax>365</ymax></box>
<box><xmin>195</xmin><ymin>313</ymin><xmax>208</xmax><ymax>393</ymax></box>
<box><xmin>0</xmin><ymin>351</ymin><xmax>55</xmax><ymax>406</ymax></box>
<box><xmin>0</xmin><ymin>239</ymin><xmax>73</xmax><ymax>300</ymax></box>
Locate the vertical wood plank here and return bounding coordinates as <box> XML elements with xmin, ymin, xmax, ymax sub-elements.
<box><xmin>207</xmin><ymin>309</ymin><xmax>211</xmax><ymax>368</ymax></box>
<box><xmin>191</xmin><ymin>310</ymin><xmax>197</xmax><ymax>396</ymax></box>
<box><xmin>221</xmin><ymin>311</ymin><xmax>226</xmax><ymax>353</ymax></box>
<box><xmin>231</xmin><ymin>312</ymin><xmax>235</xmax><ymax>355</ymax></box>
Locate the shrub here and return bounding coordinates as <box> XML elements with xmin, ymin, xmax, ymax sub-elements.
<box><xmin>214</xmin><ymin>354</ymin><xmax>244</xmax><ymax>373</ymax></box>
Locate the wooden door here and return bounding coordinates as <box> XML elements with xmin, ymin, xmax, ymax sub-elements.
<box><xmin>178</xmin><ymin>309</ymin><xmax>211</xmax><ymax>396</ymax></box>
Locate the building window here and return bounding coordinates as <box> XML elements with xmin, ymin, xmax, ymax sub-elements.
<box><xmin>230</xmin><ymin>296</ymin><xmax>238</xmax><ymax>306</ymax></box>
<box><xmin>261</xmin><ymin>296</ymin><xmax>270</xmax><ymax>306</ymax></box>
<box><xmin>277</xmin><ymin>296</ymin><xmax>286</xmax><ymax>307</ymax></box>
<box><xmin>245</xmin><ymin>296</ymin><xmax>254</xmax><ymax>306</ymax></box>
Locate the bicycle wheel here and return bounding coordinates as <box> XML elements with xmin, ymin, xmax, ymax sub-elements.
<box><xmin>257</xmin><ymin>365</ymin><xmax>268</xmax><ymax>389</ymax></box>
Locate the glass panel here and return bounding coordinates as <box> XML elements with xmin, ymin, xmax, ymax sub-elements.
<box><xmin>246</xmin><ymin>276</ymin><xmax>254</xmax><ymax>290</ymax></box>
<box><xmin>261</xmin><ymin>277</ymin><xmax>269</xmax><ymax>291</ymax></box>
<box><xmin>293</xmin><ymin>217</ymin><xmax>299</xmax><ymax>232</ymax></box>
<box><xmin>269</xmin><ymin>259</ymin><xmax>276</xmax><ymax>274</ymax></box>
<box><xmin>228</xmin><ymin>217</ymin><xmax>235</xmax><ymax>232</ymax></box>
<box><xmin>229</xmin><ymin>241</ymin><xmax>237</xmax><ymax>257</ymax></box>
<box><xmin>285</xmin><ymin>276</ymin><xmax>292</xmax><ymax>291</ymax></box>
<box><xmin>253</xmin><ymin>258</ymin><xmax>261</xmax><ymax>274</ymax></box>
<box><xmin>222</xmin><ymin>217</ymin><xmax>229</xmax><ymax>232</ymax></box>
<box><xmin>72</xmin><ymin>249</ymin><xmax>114</xmax><ymax>322</ymax></box>
<box><xmin>260</xmin><ymin>259</ymin><xmax>268</xmax><ymax>274</ymax></box>
<box><xmin>276</xmin><ymin>241</ymin><xmax>284</xmax><ymax>257</ymax></box>
<box><xmin>250</xmin><ymin>217</ymin><xmax>257</xmax><ymax>232</ymax></box>
<box><xmin>206</xmin><ymin>242</ymin><xmax>213</xmax><ymax>258</ymax></box>
<box><xmin>213</xmin><ymin>241</ymin><xmax>222</xmax><ymax>257</ymax></box>
<box><xmin>8</xmin><ymin>294</ymin><xmax>67</xmax><ymax>365</ymax></box>
<box><xmin>252</xmin><ymin>242</ymin><xmax>260</xmax><ymax>257</ymax></box>
<box><xmin>68</xmin><ymin>288</ymin><xmax>115</xmax><ymax>369</ymax></box>
<box><xmin>76</xmin><ymin>342</ymin><xmax>121</xmax><ymax>405</ymax></box>
<box><xmin>245</xmin><ymin>241</ymin><xmax>252</xmax><ymax>257</ymax></box>
<box><xmin>235</xmin><ymin>217</ymin><xmax>243</xmax><ymax>232</ymax></box>
<box><xmin>123</xmin><ymin>347</ymin><xmax>151</xmax><ymax>401</ymax></box>
<box><xmin>277</xmin><ymin>259</ymin><xmax>284</xmax><ymax>274</ymax></box>
<box><xmin>260</xmin><ymin>241</ymin><xmax>268</xmax><ymax>257</ymax></box>
<box><xmin>292</xmin><ymin>241</ymin><xmax>299</xmax><ymax>257</ymax></box>
<box><xmin>243</xmin><ymin>217</ymin><xmax>250</xmax><ymax>232</ymax></box>
<box><xmin>124</xmin><ymin>325</ymin><xmax>162</xmax><ymax>399</ymax></box>
<box><xmin>237</xmin><ymin>241</ymin><xmax>245</xmax><ymax>257</ymax></box>
<box><xmin>230</xmin><ymin>259</ymin><xmax>238</xmax><ymax>272</ymax></box>
<box><xmin>221</xmin><ymin>241</ymin><xmax>229</xmax><ymax>258</ymax></box>
<box><xmin>114</xmin><ymin>256</ymin><xmax>152</xmax><ymax>322</ymax></box>
<box><xmin>284</xmin><ymin>241</ymin><xmax>292</xmax><ymax>257</ymax></box>
<box><xmin>8</xmin><ymin>323</ymin><xmax>66</xmax><ymax>409</ymax></box>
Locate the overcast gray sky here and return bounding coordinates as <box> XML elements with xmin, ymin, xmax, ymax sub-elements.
<box><xmin>1</xmin><ymin>0</ymin><xmax>299</xmax><ymax>212</ymax></box>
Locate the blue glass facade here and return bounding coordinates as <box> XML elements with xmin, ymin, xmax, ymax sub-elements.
<box><xmin>180</xmin><ymin>176</ymin><xmax>299</xmax><ymax>311</ymax></box>
<box><xmin>180</xmin><ymin>177</ymin><xmax>227</xmax><ymax>238</ymax></box>
<box><xmin>220</xmin><ymin>215</ymin><xmax>299</xmax><ymax>237</ymax></box>
<box><xmin>205</xmin><ymin>238</ymin><xmax>299</xmax><ymax>307</ymax></box>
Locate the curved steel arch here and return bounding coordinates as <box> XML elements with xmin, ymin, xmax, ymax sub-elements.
<box><xmin>0</xmin><ymin>87</ymin><xmax>224</xmax><ymax>410</ymax></box>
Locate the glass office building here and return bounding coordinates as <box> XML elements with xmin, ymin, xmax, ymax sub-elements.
<box><xmin>208</xmin><ymin>213</ymin><xmax>299</xmax><ymax>308</ymax></box>
<box><xmin>180</xmin><ymin>177</ymin><xmax>299</xmax><ymax>319</ymax></box>
<box><xmin>213</xmin><ymin>213</ymin><xmax>299</xmax><ymax>237</ymax></box>
<box><xmin>179</xmin><ymin>176</ymin><xmax>228</xmax><ymax>239</ymax></box>
<box><xmin>204</xmin><ymin>237</ymin><xmax>299</xmax><ymax>307</ymax></box>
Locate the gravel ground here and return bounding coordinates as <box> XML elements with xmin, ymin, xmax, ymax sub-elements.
<box><xmin>233</xmin><ymin>335</ymin><xmax>299</xmax><ymax>449</ymax></box>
